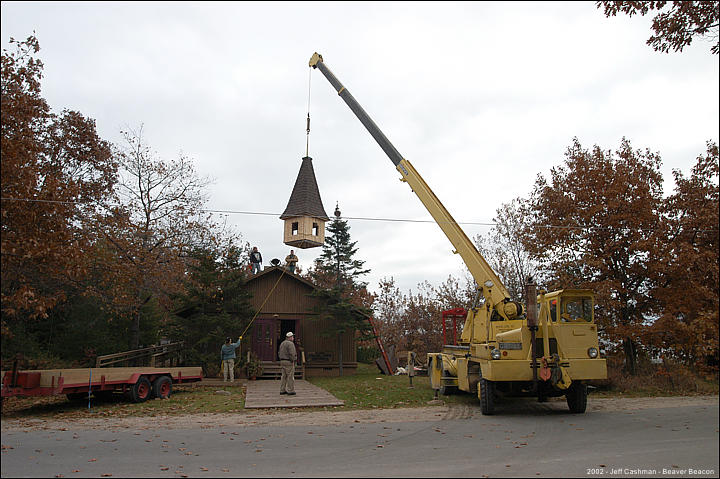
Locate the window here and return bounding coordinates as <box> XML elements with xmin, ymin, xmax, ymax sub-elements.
<box><xmin>312</xmin><ymin>222</ymin><xmax>318</xmax><ymax>236</ymax></box>
<box><xmin>560</xmin><ymin>297</ymin><xmax>593</xmax><ymax>322</ymax></box>
<box><xmin>291</xmin><ymin>222</ymin><xmax>299</xmax><ymax>236</ymax></box>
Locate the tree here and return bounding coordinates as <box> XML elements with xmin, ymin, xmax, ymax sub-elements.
<box><xmin>372</xmin><ymin>277</ymin><xmax>406</xmax><ymax>353</ymax></box>
<box><xmin>310</xmin><ymin>205</ymin><xmax>371</xmax><ymax>296</ymax></box>
<box><xmin>95</xmin><ymin>126</ymin><xmax>217</xmax><ymax>350</ymax></box>
<box><xmin>473</xmin><ymin>198</ymin><xmax>540</xmax><ymax>301</ymax></box>
<box><xmin>648</xmin><ymin>142</ymin><xmax>719</xmax><ymax>372</ymax></box>
<box><xmin>306</xmin><ymin>204</ymin><xmax>372</xmax><ymax>375</ymax></box>
<box><xmin>373</xmin><ymin>274</ymin><xmax>476</xmax><ymax>357</ymax></box>
<box><xmin>597</xmin><ymin>1</ymin><xmax>720</xmax><ymax>54</ymax></box>
<box><xmin>1</xmin><ymin>35</ymin><xmax>117</xmax><ymax>339</ymax></box>
<box><xmin>522</xmin><ymin>137</ymin><xmax>665</xmax><ymax>374</ymax></box>
<box><xmin>165</xmin><ymin>244</ymin><xmax>254</xmax><ymax>377</ymax></box>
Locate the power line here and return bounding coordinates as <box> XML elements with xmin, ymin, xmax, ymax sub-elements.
<box><xmin>2</xmin><ymin>197</ymin><xmax>718</xmax><ymax>233</ymax></box>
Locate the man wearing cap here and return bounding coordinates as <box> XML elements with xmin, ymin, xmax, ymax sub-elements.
<box><xmin>221</xmin><ymin>336</ymin><xmax>242</xmax><ymax>382</ymax></box>
<box><xmin>278</xmin><ymin>332</ymin><xmax>297</xmax><ymax>395</ymax></box>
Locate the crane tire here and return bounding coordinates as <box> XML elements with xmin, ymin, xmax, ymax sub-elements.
<box><xmin>566</xmin><ymin>381</ymin><xmax>587</xmax><ymax>413</ymax></box>
<box><xmin>479</xmin><ymin>379</ymin><xmax>495</xmax><ymax>415</ymax></box>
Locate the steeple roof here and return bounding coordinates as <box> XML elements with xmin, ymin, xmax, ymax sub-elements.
<box><xmin>280</xmin><ymin>156</ymin><xmax>330</xmax><ymax>221</ymax></box>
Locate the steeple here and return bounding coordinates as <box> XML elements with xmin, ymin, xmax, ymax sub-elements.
<box><xmin>280</xmin><ymin>156</ymin><xmax>329</xmax><ymax>249</ymax></box>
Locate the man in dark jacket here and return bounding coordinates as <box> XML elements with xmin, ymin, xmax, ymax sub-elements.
<box><xmin>278</xmin><ymin>332</ymin><xmax>297</xmax><ymax>395</ymax></box>
<box><xmin>250</xmin><ymin>246</ymin><xmax>262</xmax><ymax>274</ymax></box>
<box><xmin>221</xmin><ymin>336</ymin><xmax>242</xmax><ymax>382</ymax></box>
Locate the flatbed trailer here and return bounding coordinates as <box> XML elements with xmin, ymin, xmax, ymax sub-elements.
<box><xmin>1</xmin><ymin>366</ymin><xmax>203</xmax><ymax>403</ymax></box>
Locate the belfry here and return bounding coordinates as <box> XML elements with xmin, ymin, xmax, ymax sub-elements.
<box><xmin>280</xmin><ymin>156</ymin><xmax>329</xmax><ymax>249</ymax></box>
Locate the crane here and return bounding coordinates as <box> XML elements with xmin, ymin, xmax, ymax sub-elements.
<box><xmin>309</xmin><ymin>52</ymin><xmax>606</xmax><ymax>414</ymax></box>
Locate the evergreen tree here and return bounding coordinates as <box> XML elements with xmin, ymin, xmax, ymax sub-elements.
<box><xmin>311</xmin><ymin>203</ymin><xmax>370</xmax><ymax>293</ymax></box>
<box><xmin>165</xmin><ymin>245</ymin><xmax>254</xmax><ymax>377</ymax></box>
<box><xmin>307</xmin><ymin>203</ymin><xmax>373</xmax><ymax>375</ymax></box>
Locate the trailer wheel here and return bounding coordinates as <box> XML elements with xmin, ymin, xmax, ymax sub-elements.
<box><xmin>565</xmin><ymin>381</ymin><xmax>587</xmax><ymax>413</ymax></box>
<box><xmin>152</xmin><ymin>376</ymin><xmax>172</xmax><ymax>399</ymax></box>
<box><xmin>479</xmin><ymin>379</ymin><xmax>496</xmax><ymax>415</ymax></box>
<box><xmin>130</xmin><ymin>376</ymin><xmax>152</xmax><ymax>403</ymax></box>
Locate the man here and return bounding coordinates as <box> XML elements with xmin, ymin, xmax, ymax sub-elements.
<box><xmin>249</xmin><ymin>246</ymin><xmax>262</xmax><ymax>275</ymax></box>
<box><xmin>278</xmin><ymin>331</ymin><xmax>297</xmax><ymax>395</ymax></box>
<box><xmin>221</xmin><ymin>336</ymin><xmax>242</xmax><ymax>382</ymax></box>
<box><xmin>285</xmin><ymin>249</ymin><xmax>298</xmax><ymax>274</ymax></box>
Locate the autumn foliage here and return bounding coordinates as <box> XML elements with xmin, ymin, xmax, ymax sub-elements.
<box><xmin>1</xmin><ymin>36</ymin><xmax>250</xmax><ymax>364</ymax></box>
<box><xmin>1</xmin><ymin>36</ymin><xmax>117</xmax><ymax>334</ymax></box>
<box><xmin>1</xmin><ymin>34</ymin><xmax>717</xmax><ymax>383</ymax></box>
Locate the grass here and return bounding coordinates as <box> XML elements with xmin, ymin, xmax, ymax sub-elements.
<box><xmin>307</xmin><ymin>362</ymin><xmax>476</xmax><ymax>410</ymax></box>
<box><xmin>1</xmin><ymin>384</ymin><xmax>246</xmax><ymax>420</ymax></box>
<box><xmin>1</xmin><ymin>363</ymin><xmax>471</xmax><ymax>420</ymax></box>
<box><xmin>2</xmin><ymin>361</ymin><xmax>716</xmax><ymax>420</ymax></box>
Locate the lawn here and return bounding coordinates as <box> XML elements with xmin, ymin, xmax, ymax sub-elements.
<box><xmin>307</xmin><ymin>362</ymin><xmax>476</xmax><ymax>409</ymax></box>
<box><xmin>5</xmin><ymin>362</ymin><xmax>713</xmax><ymax>420</ymax></box>
<box><xmin>0</xmin><ymin>383</ymin><xmax>247</xmax><ymax>420</ymax></box>
<box><xmin>1</xmin><ymin>363</ymin><xmax>473</xmax><ymax>420</ymax></box>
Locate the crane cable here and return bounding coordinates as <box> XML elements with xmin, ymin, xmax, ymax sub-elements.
<box><xmin>306</xmin><ymin>66</ymin><xmax>312</xmax><ymax>157</ymax></box>
<box><xmin>238</xmin><ymin>267</ymin><xmax>288</xmax><ymax>341</ymax></box>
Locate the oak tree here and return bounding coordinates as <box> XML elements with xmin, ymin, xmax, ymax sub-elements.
<box><xmin>522</xmin><ymin>137</ymin><xmax>665</xmax><ymax>374</ymax></box>
<box><xmin>597</xmin><ymin>1</ymin><xmax>720</xmax><ymax>54</ymax></box>
<box><xmin>1</xmin><ymin>35</ymin><xmax>117</xmax><ymax>337</ymax></box>
<box><xmin>649</xmin><ymin>142</ymin><xmax>719</xmax><ymax>372</ymax></box>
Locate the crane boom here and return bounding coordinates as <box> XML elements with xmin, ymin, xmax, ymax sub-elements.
<box><xmin>309</xmin><ymin>53</ymin><xmax>516</xmax><ymax>318</ymax></box>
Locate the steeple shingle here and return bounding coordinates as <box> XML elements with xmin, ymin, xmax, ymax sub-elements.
<box><xmin>280</xmin><ymin>156</ymin><xmax>330</xmax><ymax>220</ymax></box>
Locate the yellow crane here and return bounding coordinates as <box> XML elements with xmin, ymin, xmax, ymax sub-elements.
<box><xmin>309</xmin><ymin>52</ymin><xmax>606</xmax><ymax>414</ymax></box>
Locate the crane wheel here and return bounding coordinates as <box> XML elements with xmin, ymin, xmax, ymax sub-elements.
<box><xmin>439</xmin><ymin>370</ymin><xmax>457</xmax><ymax>395</ymax></box>
<box><xmin>565</xmin><ymin>381</ymin><xmax>587</xmax><ymax>413</ymax></box>
<box><xmin>439</xmin><ymin>384</ymin><xmax>457</xmax><ymax>395</ymax></box>
<box><xmin>479</xmin><ymin>379</ymin><xmax>496</xmax><ymax>415</ymax></box>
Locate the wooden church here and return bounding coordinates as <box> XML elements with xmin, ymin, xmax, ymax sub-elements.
<box><xmin>245</xmin><ymin>266</ymin><xmax>361</xmax><ymax>378</ymax></box>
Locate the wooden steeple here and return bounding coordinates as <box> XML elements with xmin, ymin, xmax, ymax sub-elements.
<box><xmin>280</xmin><ymin>156</ymin><xmax>329</xmax><ymax>249</ymax></box>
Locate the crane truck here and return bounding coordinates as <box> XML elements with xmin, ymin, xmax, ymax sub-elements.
<box><xmin>309</xmin><ymin>52</ymin><xmax>607</xmax><ymax>414</ymax></box>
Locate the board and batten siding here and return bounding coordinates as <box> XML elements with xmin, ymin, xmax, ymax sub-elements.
<box><xmin>245</xmin><ymin>267</ymin><xmax>357</xmax><ymax>376</ymax></box>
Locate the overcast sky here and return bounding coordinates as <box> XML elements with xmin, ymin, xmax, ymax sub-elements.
<box><xmin>2</xmin><ymin>1</ymin><xmax>718</xmax><ymax>297</ymax></box>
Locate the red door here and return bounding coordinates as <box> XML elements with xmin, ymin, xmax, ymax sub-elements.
<box><xmin>253</xmin><ymin>319</ymin><xmax>276</xmax><ymax>361</ymax></box>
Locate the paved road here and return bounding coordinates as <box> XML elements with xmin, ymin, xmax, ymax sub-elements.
<box><xmin>2</xmin><ymin>400</ymin><xmax>718</xmax><ymax>478</ymax></box>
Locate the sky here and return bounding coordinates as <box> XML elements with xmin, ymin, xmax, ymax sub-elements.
<box><xmin>2</xmin><ymin>1</ymin><xmax>718</xmax><ymax>297</ymax></box>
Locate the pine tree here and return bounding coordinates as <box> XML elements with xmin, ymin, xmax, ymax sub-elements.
<box><xmin>312</xmin><ymin>203</ymin><xmax>370</xmax><ymax>293</ymax></box>
<box><xmin>166</xmin><ymin>245</ymin><xmax>255</xmax><ymax>377</ymax></box>
<box><xmin>307</xmin><ymin>203</ymin><xmax>373</xmax><ymax>375</ymax></box>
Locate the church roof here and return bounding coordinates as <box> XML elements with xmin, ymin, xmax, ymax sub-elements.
<box><xmin>280</xmin><ymin>156</ymin><xmax>330</xmax><ymax>221</ymax></box>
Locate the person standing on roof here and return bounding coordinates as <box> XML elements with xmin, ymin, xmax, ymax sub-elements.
<box><xmin>285</xmin><ymin>249</ymin><xmax>298</xmax><ymax>274</ymax></box>
<box><xmin>249</xmin><ymin>246</ymin><xmax>263</xmax><ymax>275</ymax></box>
<box><xmin>278</xmin><ymin>332</ymin><xmax>297</xmax><ymax>395</ymax></box>
<box><xmin>221</xmin><ymin>336</ymin><xmax>242</xmax><ymax>382</ymax></box>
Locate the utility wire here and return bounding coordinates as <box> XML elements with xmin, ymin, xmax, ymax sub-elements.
<box><xmin>2</xmin><ymin>197</ymin><xmax>718</xmax><ymax>233</ymax></box>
